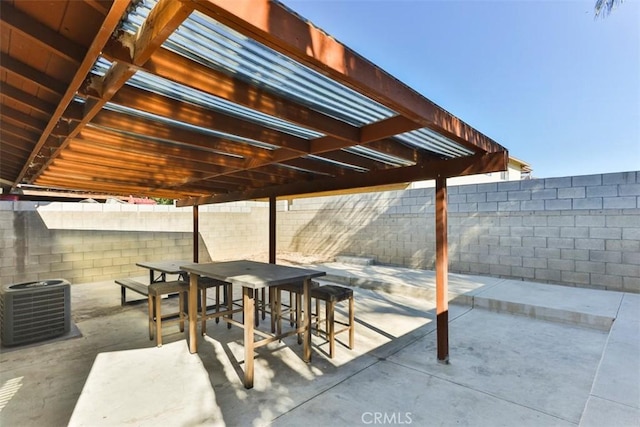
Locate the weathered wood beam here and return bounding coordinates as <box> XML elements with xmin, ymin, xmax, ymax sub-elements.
<box><xmin>23</xmin><ymin>0</ymin><xmax>193</xmax><ymax>186</ymax></box>
<box><xmin>101</xmin><ymin>83</ymin><xmax>311</xmax><ymax>153</ymax></box>
<box><xmin>85</xmin><ymin>109</ymin><xmax>274</xmax><ymax>162</ymax></box>
<box><xmin>360</xmin><ymin>116</ymin><xmax>421</xmax><ymax>144</ymax></box>
<box><xmin>192</xmin><ymin>0</ymin><xmax>505</xmax><ymax>154</ymax></box>
<box><xmin>178</xmin><ymin>151</ymin><xmax>508</xmax><ymax>206</ymax></box>
<box><xmin>102</xmin><ymin>39</ymin><xmax>360</xmax><ymax>143</ymax></box>
<box><xmin>1</xmin><ymin>106</ymin><xmax>48</xmax><ymax>133</ymax></box>
<box><xmin>435</xmin><ymin>176</ymin><xmax>449</xmax><ymax>363</ymax></box>
<box><xmin>0</xmin><ymin>121</ymin><xmax>39</xmax><ymax>142</ymax></box>
<box><xmin>0</xmin><ymin>54</ymin><xmax>67</xmax><ymax>96</ymax></box>
<box><xmin>15</xmin><ymin>0</ymin><xmax>134</xmax><ymax>188</ymax></box>
<box><xmin>35</xmin><ymin>175</ymin><xmax>194</xmax><ymax>198</ymax></box>
<box><xmin>70</xmin><ymin>134</ymin><xmax>245</xmax><ymax>171</ymax></box>
<box><xmin>0</xmin><ymin>83</ymin><xmax>56</xmax><ymax>115</ymax></box>
<box><xmin>0</xmin><ymin>3</ymin><xmax>85</xmax><ymax>64</ymax></box>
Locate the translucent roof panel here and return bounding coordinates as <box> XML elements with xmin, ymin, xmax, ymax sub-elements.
<box><xmin>115</xmin><ymin>0</ymin><xmax>480</xmax><ymax>161</ymax></box>
<box><xmin>102</xmin><ymin>102</ymin><xmax>278</xmax><ymax>150</ymax></box>
<box><xmin>92</xmin><ymin>57</ymin><xmax>323</xmax><ymax>140</ymax></box>
<box><xmin>395</xmin><ymin>128</ymin><xmax>475</xmax><ymax>158</ymax></box>
<box><xmin>343</xmin><ymin>146</ymin><xmax>415</xmax><ymax>167</ymax></box>
<box><xmin>121</xmin><ymin>0</ymin><xmax>397</xmax><ymax>127</ymax></box>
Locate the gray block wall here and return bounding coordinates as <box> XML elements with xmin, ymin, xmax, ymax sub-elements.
<box><xmin>1</xmin><ymin>171</ymin><xmax>638</xmax><ymax>292</ymax></box>
<box><xmin>0</xmin><ymin>201</ymin><xmax>268</xmax><ymax>285</ymax></box>
<box><xmin>278</xmin><ymin>171</ymin><xmax>640</xmax><ymax>293</ymax></box>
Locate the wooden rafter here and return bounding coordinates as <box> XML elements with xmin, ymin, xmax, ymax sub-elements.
<box><xmin>191</xmin><ymin>0</ymin><xmax>505</xmax><ymax>154</ymax></box>
<box><xmin>180</xmin><ymin>151</ymin><xmax>508</xmax><ymax>206</ymax></box>
<box><xmin>22</xmin><ymin>0</ymin><xmax>193</xmax><ymax>186</ymax></box>
<box><xmin>13</xmin><ymin>0</ymin><xmax>134</xmax><ymax>188</ymax></box>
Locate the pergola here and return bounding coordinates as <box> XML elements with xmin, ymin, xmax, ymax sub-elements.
<box><xmin>0</xmin><ymin>0</ymin><xmax>509</xmax><ymax>362</ymax></box>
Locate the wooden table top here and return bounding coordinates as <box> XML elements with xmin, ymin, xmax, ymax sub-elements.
<box><xmin>136</xmin><ymin>260</ymin><xmax>191</xmax><ymax>274</ymax></box>
<box><xmin>180</xmin><ymin>260</ymin><xmax>325</xmax><ymax>289</ymax></box>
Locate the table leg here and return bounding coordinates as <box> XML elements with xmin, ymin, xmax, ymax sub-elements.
<box><xmin>303</xmin><ymin>278</ymin><xmax>312</xmax><ymax>362</ymax></box>
<box><xmin>188</xmin><ymin>273</ymin><xmax>198</xmax><ymax>353</ymax></box>
<box><xmin>243</xmin><ymin>287</ymin><xmax>255</xmax><ymax>389</ymax></box>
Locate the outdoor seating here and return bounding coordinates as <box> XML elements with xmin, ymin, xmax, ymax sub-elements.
<box><xmin>274</xmin><ymin>282</ymin><xmax>304</xmax><ymax>341</ymax></box>
<box><xmin>311</xmin><ymin>284</ymin><xmax>355</xmax><ymax>358</ymax></box>
<box><xmin>147</xmin><ymin>280</ymin><xmax>189</xmax><ymax>347</ymax></box>
<box><xmin>197</xmin><ymin>276</ymin><xmax>234</xmax><ymax>334</ymax></box>
<box><xmin>115</xmin><ymin>278</ymin><xmax>149</xmax><ymax>305</ymax></box>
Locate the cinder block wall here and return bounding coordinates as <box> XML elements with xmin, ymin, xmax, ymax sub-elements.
<box><xmin>2</xmin><ymin>171</ymin><xmax>638</xmax><ymax>292</ymax></box>
<box><xmin>0</xmin><ymin>201</ymin><xmax>268</xmax><ymax>285</ymax></box>
<box><xmin>278</xmin><ymin>171</ymin><xmax>640</xmax><ymax>293</ymax></box>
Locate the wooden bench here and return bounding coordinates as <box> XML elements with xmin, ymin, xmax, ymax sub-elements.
<box><xmin>115</xmin><ymin>278</ymin><xmax>149</xmax><ymax>306</ymax></box>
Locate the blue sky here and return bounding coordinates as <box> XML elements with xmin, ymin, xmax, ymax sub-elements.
<box><xmin>283</xmin><ymin>0</ymin><xmax>640</xmax><ymax>178</ymax></box>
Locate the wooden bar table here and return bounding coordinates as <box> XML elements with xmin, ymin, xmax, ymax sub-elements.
<box><xmin>136</xmin><ymin>260</ymin><xmax>190</xmax><ymax>283</ymax></box>
<box><xmin>180</xmin><ymin>260</ymin><xmax>326</xmax><ymax>389</ymax></box>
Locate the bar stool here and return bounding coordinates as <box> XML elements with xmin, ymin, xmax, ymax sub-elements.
<box><xmin>198</xmin><ymin>276</ymin><xmax>234</xmax><ymax>334</ymax></box>
<box><xmin>311</xmin><ymin>284</ymin><xmax>355</xmax><ymax>358</ymax></box>
<box><xmin>274</xmin><ymin>282</ymin><xmax>304</xmax><ymax>341</ymax></box>
<box><xmin>148</xmin><ymin>280</ymin><xmax>189</xmax><ymax>347</ymax></box>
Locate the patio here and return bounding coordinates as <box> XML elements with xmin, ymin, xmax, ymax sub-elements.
<box><xmin>1</xmin><ymin>260</ymin><xmax>638</xmax><ymax>426</ymax></box>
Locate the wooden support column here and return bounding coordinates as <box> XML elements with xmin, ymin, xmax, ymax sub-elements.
<box><xmin>193</xmin><ymin>205</ymin><xmax>199</xmax><ymax>262</ymax></box>
<box><xmin>269</xmin><ymin>195</ymin><xmax>276</xmax><ymax>264</ymax></box>
<box><xmin>435</xmin><ymin>176</ymin><xmax>449</xmax><ymax>363</ymax></box>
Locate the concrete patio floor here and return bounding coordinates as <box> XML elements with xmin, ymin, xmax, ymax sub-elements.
<box><xmin>1</xmin><ymin>262</ymin><xmax>638</xmax><ymax>426</ymax></box>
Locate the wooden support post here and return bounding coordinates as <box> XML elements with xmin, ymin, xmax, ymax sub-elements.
<box><xmin>193</xmin><ymin>205</ymin><xmax>199</xmax><ymax>263</ymax></box>
<box><xmin>243</xmin><ymin>287</ymin><xmax>255</xmax><ymax>389</ymax></box>
<box><xmin>269</xmin><ymin>195</ymin><xmax>276</xmax><ymax>264</ymax></box>
<box><xmin>188</xmin><ymin>272</ymin><xmax>198</xmax><ymax>353</ymax></box>
<box><xmin>435</xmin><ymin>176</ymin><xmax>449</xmax><ymax>363</ymax></box>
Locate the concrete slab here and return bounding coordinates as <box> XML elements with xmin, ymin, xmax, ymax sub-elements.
<box><xmin>472</xmin><ymin>280</ymin><xmax>624</xmax><ymax>330</ymax></box>
<box><xmin>68</xmin><ymin>341</ymin><xmax>224</xmax><ymax>426</ymax></box>
<box><xmin>311</xmin><ymin>262</ymin><xmax>503</xmax><ymax>301</ymax></box>
<box><xmin>580</xmin><ymin>396</ymin><xmax>640</xmax><ymax>427</ymax></box>
<box><xmin>275</xmin><ymin>359</ymin><xmax>574</xmax><ymax>427</ymax></box>
<box><xmin>1</xmin><ymin>268</ymin><xmax>638</xmax><ymax>427</ymax></box>
<box><xmin>387</xmin><ymin>309</ymin><xmax>609</xmax><ymax>423</ymax></box>
<box><xmin>589</xmin><ymin>293</ymin><xmax>640</xmax><ymax>409</ymax></box>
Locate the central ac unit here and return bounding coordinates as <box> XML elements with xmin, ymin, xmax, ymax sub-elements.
<box><xmin>1</xmin><ymin>279</ymin><xmax>71</xmax><ymax>346</ymax></box>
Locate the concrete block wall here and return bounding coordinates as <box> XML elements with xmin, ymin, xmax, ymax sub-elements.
<box><xmin>2</xmin><ymin>171</ymin><xmax>638</xmax><ymax>292</ymax></box>
<box><xmin>278</xmin><ymin>171</ymin><xmax>640</xmax><ymax>293</ymax></box>
<box><xmin>0</xmin><ymin>201</ymin><xmax>268</xmax><ymax>285</ymax></box>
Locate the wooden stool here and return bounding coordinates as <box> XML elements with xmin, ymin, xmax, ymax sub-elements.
<box><xmin>275</xmin><ymin>282</ymin><xmax>303</xmax><ymax>341</ymax></box>
<box><xmin>148</xmin><ymin>280</ymin><xmax>189</xmax><ymax>347</ymax></box>
<box><xmin>198</xmin><ymin>277</ymin><xmax>234</xmax><ymax>334</ymax></box>
<box><xmin>311</xmin><ymin>285</ymin><xmax>355</xmax><ymax>358</ymax></box>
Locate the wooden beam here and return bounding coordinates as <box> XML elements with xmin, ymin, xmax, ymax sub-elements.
<box><xmin>193</xmin><ymin>205</ymin><xmax>199</xmax><ymax>263</ymax></box>
<box><xmin>35</xmin><ymin>175</ymin><xmax>195</xmax><ymax>198</ymax></box>
<box><xmin>1</xmin><ymin>107</ymin><xmax>47</xmax><ymax>132</ymax></box>
<box><xmin>269</xmin><ymin>195</ymin><xmax>276</xmax><ymax>264</ymax></box>
<box><xmin>0</xmin><ymin>83</ymin><xmax>56</xmax><ymax>115</ymax></box>
<box><xmin>192</xmin><ymin>0</ymin><xmax>505</xmax><ymax>154</ymax></box>
<box><xmin>15</xmin><ymin>0</ymin><xmax>134</xmax><ymax>188</ymax></box>
<box><xmin>68</xmin><ymin>136</ymin><xmax>245</xmax><ymax>172</ymax></box>
<box><xmin>360</xmin><ymin>116</ymin><xmax>422</xmax><ymax>144</ymax></box>
<box><xmin>102</xmin><ymin>40</ymin><xmax>360</xmax><ymax>143</ymax></box>
<box><xmin>435</xmin><ymin>176</ymin><xmax>449</xmax><ymax>363</ymax></box>
<box><xmin>23</xmin><ymin>0</ymin><xmax>193</xmax><ymax>186</ymax></box>
<box><xmin>0</xmin><ymin>54</ymin><xmax>67</xmax><ymax>96</ymax></box>
<box><xmin>178</xmin><ymin>151</ymin><xmax>508</xmax><ymax>206</ymax></box>
<box><xmin>103</xmin><ymin>83</ymin><xmax>311</xmax><ymax>153</ymax></box>
<box><xmin>133</xmin><ymin>0</ymin><xmax>193</xmax><ymax>65</ymax></box>
<box><xmin>84</xmin><ymin>110</ymin><xmax>275</xmax><ymax>162</ymax></box>
<box><xmin>0</xmin><ymin>121</ymin><xmax>39</xmax><ymax>142</ymax></box>
<box><xmin>0</xmin><ymin>3</ymin><xmax>85</xmax><ymax>64</ymax></box>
